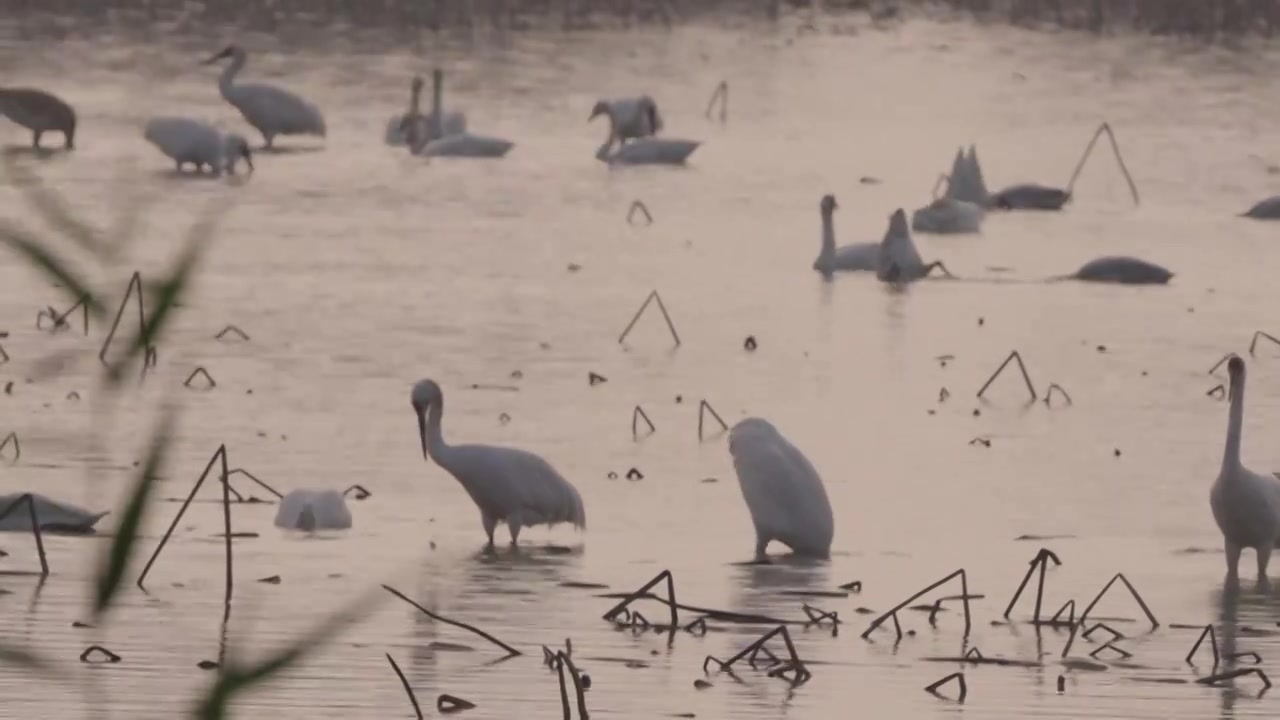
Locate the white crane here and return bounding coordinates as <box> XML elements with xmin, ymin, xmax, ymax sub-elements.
<box><xmin>1210</xmin><ymin>356</ymin><xmax>1280</xmax><ymax>589</ymax></box>
<box><xmin>811</xmin><ymin>194</ymin><xmax>879</xmax><ymax>276</ymax></box>
<box><xmin>274</xmin><ymin>489</ymin><xmax>354</xmax><ymax>531</ymax></box>
<box><xmin>410</xmin><ymin>379</ymin><xmax>585</xmax><ymax>548</ymax></box>
<box><xmin>727</xmin><ymin>418</ymin><xmax>834</xmax><ymax>561</ymax></box>
<box><xmin>0</xmin><ymin>87</ymin><xmax>76</xmax><ymax>150</ymax></box>
<box><xmin>204</xmin><ymin>44</ymin><xmax>325</xmax><ymax>149</ymax></box>
<box><xmin>143</xmin><ymin>116</ymin><xmax>253</xmax><ymax>176</ymax></box>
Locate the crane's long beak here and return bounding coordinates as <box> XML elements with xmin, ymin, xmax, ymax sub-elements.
<box><xmin>416</xmin><ymin>407</ymin><xmax>428</xmax><ymax>458</ymax></box>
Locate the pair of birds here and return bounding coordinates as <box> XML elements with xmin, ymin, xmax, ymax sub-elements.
<box><xmin>409</xmin><ymin>378</ymin><xmax>834</xmax><ymax>558</ymax></box>
<box><xmin>813</xmin><ymin>194</ymin><xmax>951</xmax><ymax>282</ymax></box>
<box><xmin>386</xmin><ymin>70</ymin><xmax>514</xmax><ymax>158</ymax></box>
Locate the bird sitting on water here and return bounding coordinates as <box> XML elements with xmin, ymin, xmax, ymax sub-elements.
<box><xmin>386</xmin><ymin>75</ymin><xmax>466</xmax><ymax>147</ymax></box>
<box><xmin>274</xmin><ymin>488</ymin><xmax>354</xmax><ymax>531</ymax></box>
<box><xmin>811</xmin><ymin>193</ymin><xmax>879</xmax><ymax>276</ymax></box>
<box><xmin>204</xmin><ymin>44</ymin><xmax>326</xmax><ymax>150</ymax></box>
<box><xmin>410</xmin><ymin>378</ymin><xmax>586</xmax><ymax>549</ymax></box>
<box><xmin>0</xmin><ymin>87</ymin><xmax>77</xmax><ymax>150</ymax></box>
<box><xmin>727</xmin><ymin>418</ymin><xmax>834</xmax><ymax>561</ymax></box>
<box><xmin>1211</xmin><ymin>356</ymin><xmax>1280</xmax><ymax>589</ymax></box>
<box><xmin>0</xmin><ymin>493</ymin><xmax>108</xmax><ymax>533</ymax></box>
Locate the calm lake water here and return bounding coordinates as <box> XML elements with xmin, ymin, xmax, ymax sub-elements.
<box><xmin>4</xmin><ymin>11</ymin><xmax>1280</xmax><ymax>719</ymax></box>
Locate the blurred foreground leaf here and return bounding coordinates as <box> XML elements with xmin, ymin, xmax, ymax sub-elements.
<box><xmin>0</xmin><ymin>221</ymin><xmax>105</xmax><ymax>320</ymax></box>
<box><xmin>0</xmin><ymin>642</ymin><xmax>60</xmax><ymax>678</ymax></box>
<box><xmin>93</xmin><ymin>403</ymin><xmax>177</xmax><ymax>618</ymax></box>
<box><xmin>4</xmin><ymin>157</ymin><xmax>108</xmax><ymax>260</ymax></box>
<box><xmin>191</xmin><ymin>586</ymin><xmax>383</xmax><ymax>720</ymax></box>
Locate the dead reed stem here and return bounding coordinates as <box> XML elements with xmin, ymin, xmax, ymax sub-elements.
<box><xmin>977</xmin><ymin>350</ymin><xmax>1037</xmax><ymax>401</ymax></box>
<box><xmin>632</xmin><ymin>406</ymin><xmax>655</xmax><ymax>439</ymax></box>
<box><xmin>627</xmin><ymin>201</ymin><xmax>653</xmax><ymax>226</ymax></box>
<box><xmin>382</xmin><ymin>584</ymin><xmax>521</xmax><ymax>658</ymax></box>
<box><xmin>0</xmin><ymin>493</ymin><xmax>50</xmax><ymax>576</ymax></box>
<box><xmin>1002</xmin><ymin>548</ymin><xmax>1060</xmax><ymax>624</ymax></box>
<box><xmin>385</xmin><ymin>653</ymin><xmax>424</xmax><ymax>719</ymax></box>
<box><xmin>705</xmin><ymin>81</ymin><xmax>728</xmax><ymax>123</ymax></box>
<box><xmin>697</xmin><ymin>399</ymin><xmax>728</xmax><ymax>441</ymax></box>
<box><xmin>136</xmin><ymin>445</ymin><xmax>233</xmax><ymax>590</ymax></box>
<box><xmin>1064</xmin><ymin>123</ymin><xmax>1140</xmax><ymax>207</ymax></box>
<box><xmin>617</xmin><ymin>290</ymin><xmax>680</xmax><ymax>346</ymax></box>
<box><xmin>861</xmin><ymin>569</ymin><xmax>973</xmax><ymax>640</ymax></box>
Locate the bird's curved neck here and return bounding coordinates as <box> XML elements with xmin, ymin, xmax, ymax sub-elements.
<box><xmin>819</xmin><ymin>210</ymin><xmax>835</xmax><ymax>261</ymax></box>
<box><xmin>1223</xmin><ymin>377</ymin><xmax>1245</xmax><ymax>474</ymax></box>
<box><xmin>429</xmin><ymin>71</ymin><xmax>444</xmax><ymax>140</ymax></box>
<box><xmin>423</xmin><ymin>400</ymin><xmax>453</xmax><ymax>464</ymax></box>
<box><xmin>219</xmin><ymin>52</ymin><xmax>246</xmax><ymax>95</ymax></box>
<box><xmin>409</xmin><ymin>83</ymin><xmax>422</xmax><ymax>116</ymax></box>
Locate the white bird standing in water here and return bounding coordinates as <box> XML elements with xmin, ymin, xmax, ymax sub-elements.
<box><xmin>589</xmin><ymin>96</ymin><xmax>662</xmax><ymax>144</ymax></box>
<box><xmin>812</xmin><ymin>194</ymin><xmax>879</xmax><ymax>276</ymax></box>
<box><xmin>274</xmin><ymin>488</ymin><xmax>355</xmax><ymax>531</ymax></box>
<box><xmin>385</xmin><ymin>75</ymin><xmax>466</xmax><ymax>146</ymax></box>
<box><xmin>144</xmin><ymin>117</ymin><xmax>253</xmax><ymax>176</ymax></box>
<box><xmin>204</xmin><ymin>44</ymin><xmax>326</xmax><ymax>149</ymax></box>
<box><xmin>877</xmin><ymin>209</ymin><xmax>952</xmax><ymax>282</ymax></box>
<box><xmin>405</xmin><ymin>70</ymin><xmax>512</xmax><ymax>159</ymax></box>
<box><xmin>727</xmin><ymin>418</ymin><xmax>834</xmax><ymax>561</ymax></box>
<box><xmin>410</xmin><ymin>379</ymin><xmax>586</xmax><ymax>548</ymax></box>
<box><xmin>1211</xmin><ymin>356</ymin><xmax>1280</xmax><ymax>589</ymax></box>
<box><xmin>0</xmin><ymin>493</ymin><xmax>108</xmax><ymax>533</ymax></box>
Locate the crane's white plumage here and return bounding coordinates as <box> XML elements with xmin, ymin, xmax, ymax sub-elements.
<box><xmin>406</xmin><ymin>71</ymin><xmax>512</xmax><ymax>159</ymax></box>
<box><xmin>205</xmin><ymin>44</ymin><xmax>325</xmax><ymax>149</ymax></box>
<box><xmin>0</xmin><ymin>493</ymin><xmax>108</xmax><ymax>533</ymax></box>
<box><xmin>411</xmin><ymin>379</ymin><xmax>585</xmax><ymax>548</ymax></box>
<box><xmin>812</xmin><ymin>194</ymin><xmax>878</xmax><ymax>275</ymax></box>
<box><xmin>274</xmin><ymin>489</ymin><xmax>353</xmax><ymax>531</ymax></box>
<box><xmin>877</xmin><ymin>209</ymin><xmax>951</xmax><ymax>282</ymax></box>
<box><xmin>589</xmin><ymin>96</ymin><xmax>662</xmax><ymax>143</ymax></box>
<box><xmin>386</xmin><ymin>75</ymin><xmax>466</xmax><ymax>146</ymax></box>
<box><xmin>144</xmin><ymin>116</ymin><xmax>253</xmax><ymax>176</ymax></box>
<box><xmin>727</xmin><ymin>418</ymin><xmax>834</xmax><ymax>560</ymax></box>
<box><xmin>1211</xmin><ymin>356</ymin><xmax>1280</xmax><ymax>588</ymax></box>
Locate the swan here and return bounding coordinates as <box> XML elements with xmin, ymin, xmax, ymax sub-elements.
<box><xmin>410</xmin><ymin>378</ymin><xmax>585</xmax><ymax>548</ymax></box>
<box><xmin>274</xmin><ymin>489</ymin><xmax>354</xmax><ymax>531</ymax></box>
<box><xmin>992</xmin><ymin>183</ymin><xmax>1071</xmax><ymax>211</ymax></box>
<box><xmin>589</xmin><ymin>96</ymin><xmax>662</xmax><ymax>144</ymax></box>
<box><xmin>386</xmin><ymin>74</ymin><xmax>466</xmax><ymax>147</ymax></box>
<box><xmin>144</xmin><ymin>117</ymin><xmax>253</xmax><ymax>176</ymax></box>
<box><xmin>596</xmin><ymin>136</ymin><xmax>700</xmax><ymax>165</ymax></box>
<box><xmin>0</xmin><ymin>87</ymin><xmax>76</xmax><ymax>149</ymax></box>
<box><xmin>0</xmin><ymin>493</ymin><xmax>108</xmax><ymax>533</ymax></box>
<box><xmin>1069</xmin><ymin>256</ymin><xmax>1172</xmax><ymax>285</ymax></box>
<box><xmin>912</xmin><ymin>146</ymin><xmax>984</xmax><ymax>234</ymax></box>
<box><xmin>1242</xmin><ymin>196</ymin><xmax>1280</xmax><ymax>220</ymax></box>
<box><xmin>204</xmin><ymin>44</ymin><xmax>325</xmax><ymax>149</ymax></box>
<box><xmin>812</xmin><ymin>194</ymin><xmax>879</xmax><ymax>276</ymax></box>
<box><xmin>406</xmin><ymin>70</ymin><xmax>512</xmax><ymax>159</ymax></box>
<box><xmin>1210</xmin><ymin>356</ymin><xmax>1280</xmax><ymax>588</ymax></box>
<box><xmin>728</xmin><ymin>418</ymin><xmax>834</xmax><ymax>561</ymax></box>
<box><xmin>877</xmin><ymin>208</ymin><xmax>952</xmax><ymax>282</ymax></box>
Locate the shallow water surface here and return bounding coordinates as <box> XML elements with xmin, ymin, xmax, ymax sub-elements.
<box><xmin>3</xmin><ymin>14</ymin><xmax>1280</xmax><ymax>719</ymax></box>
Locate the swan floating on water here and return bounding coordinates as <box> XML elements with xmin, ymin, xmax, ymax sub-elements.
<box><xmin>812</xmin><ymin>194</ymin><xmax>879</xmax><ymax>276</ymax></box>
<box><xmin>1069</xmin><ymin>256</ymin><xmax>1171</xmax><ymax>285</ymax></box>
<box><xmin>1210</xmin><ymin>356</ymin><xmax>1280</xmax><ymax>588</ymax></box>
<box><xmin>406</xmin><ymin>70</ymin><xmax>512</xmax><ymax>159</ymax></box>
<box><xmin>204</xmin><ymin>44</ymin><xmax>326</xmax><ymax>149</ymax></box>
<box><xmin>912</xmin><ymin>147</ymin><xmax>984</xmax><ymax>234</ymax></box>
<box><xmin>0</xmin><ymin>493</ymin><xmax>108</xmax><ymax>533</ymax></box>
<box><xmin>410</xmin><ymin>378</ymin><xmax>585</xmax><ymax>548</ymax></box>
<box><xmin>144</xmin><ymin>117</ymin><xmax>253</xmax><ymax>176</ymax></box>
<box><xmin>386</xmin><ymin>75</ymin><xmax>466</xmax><ymax>147</ymax></box>
<box><xmin>589</xmin><ymin>96</ymin><xmax>662</xmax><ymax>144</ymax></box>
<box><xmin>728</xmin><ymin>418</ymin><xmax>834</xmax><ymax>561</ymax></box>
<box><xmin>0</xmin><ymin>87</ymin><xmax>76</xmax><ymax>150</ymax></box>
<box><xmin>274</xmin><ymin>489</ymin><xmax>354</xmax><ymax>531</ymax></box>
<box><xmin>1242</xmin><ymin>197</ymin><xmax>1280</xmax><ymax>220</ymax></box>
<box><xmin>596</xmin><ymin>136</ymin><xmax>700</xmax><ymax>165</ymax></box>
<box><xmin>877</xmin><ymin>209</ymin><xmax>952</xmax><ymax>282</ymax></box>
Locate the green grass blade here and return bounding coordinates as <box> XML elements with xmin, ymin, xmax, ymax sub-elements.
<box><xmin>0</xmin><ymin>642</ymin><xmax>59</xmax><ymax>677</ymax></box>
<box><xmin>93</xmin><ymin>403</ymin><xmax>177</xmax><ymax>618</ymax></box>
<box><xmin>3</xmin><ymin>157</ymin><xmax>108</xmax><ymax>260</ymax></box>
<box><xmin>191</xmin><ymin>586</ymin><xmax>381</xmax><ymax>720</ymax></box>
<box><xmin>0</xmin><ymin>221</ymin><xmax>105</xmax><ymax>320</ymax></box>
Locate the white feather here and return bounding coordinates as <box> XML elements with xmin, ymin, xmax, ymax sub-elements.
<box><xmin>727</xmin><ymin>418</ymin><xmax>834</xmax><ymax>559</ymax></box>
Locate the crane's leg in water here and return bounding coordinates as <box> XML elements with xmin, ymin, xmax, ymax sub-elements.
<box><xmin>1225</xmin><ymin>542</ymin><xmax>1242</xmax><ymax>588</ymax></box>
<box><xmin>262</xmin><ymin>132</ymin><xmax>274</xmax><ymax>151</ymax></box>
<box><xmin>481</xmin><ymin>512</ymin><xmax>498</xmax><ymax>549</ymax></box>
<box><xmin>32</xmin><ymin>130</ymin><xmax>41</xmax><ymax>150</ymax></box>
<box><xmin>507</xmin><ymin>518</ymin><xmax>522</xmax><ymax>547</ymax></box>
<box><xmin>1257</xmin><ymin>545</ymin><xmax>1272</xmax><ymax>591</ymax></box>
<box><xmin>755</xmin><ymin>535</ymin><xmax>770</xmax><ymax>563</ymax></box>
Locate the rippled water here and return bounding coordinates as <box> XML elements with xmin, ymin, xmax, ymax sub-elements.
<box><xmin>4</xmin><ymin>13</ymin><xmax>1280</xmax><ymax>719</ymax></box>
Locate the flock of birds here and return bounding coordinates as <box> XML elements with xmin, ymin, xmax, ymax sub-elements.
<box><xmin>3</xmin><ymin>44</ymin><xmax>1280</xmax><ymax>589</ymax></box>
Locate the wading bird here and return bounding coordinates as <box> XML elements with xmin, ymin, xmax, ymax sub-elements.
<box><xmin>727</xmin><ymin>418</ymin><xmax>834</xmax><ymax>561</ymax></box>
<box><xmin>143</xmin><ymin>117</ymin><xmax>253</xmax><ymax>176</ymax></box>
<box><xmin>812</xmin><ymin>194</ymin><xmax>879</xmax><ymax>276</ymax></box>
<box><xmin>410</xmin><ymin>379</ymin><xmax>585</xmax><ymax>548</ymax></box>
<box><xmin>0</xmin><ymin>87</ymin><xmax>76</xmax><ymax>150</ymax></box>
<box><xmin>274</xmin><ymin>489</ymin><xmax>354</xmax><ymax>531</ymax></box>
<box><xmin>1211</xmin><ymin>356</ymin><xmax>1280</xmax><ymax>589</ymax></box>
<box><xmin>589</xmin><ymin>96</ymin><xmax>662</xmax><ymax>144</ymax></box>
<box><xmin>204</xmin><ymin>44</ymin><xmax>325</xmax><ymax>149</ymax></box>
